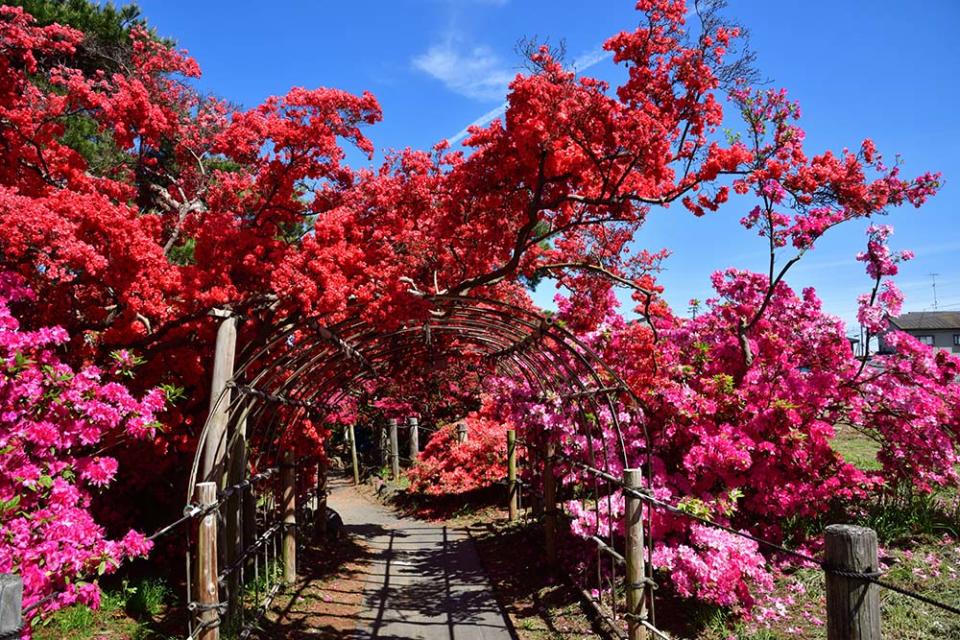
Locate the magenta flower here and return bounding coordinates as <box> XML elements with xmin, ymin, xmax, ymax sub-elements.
<box><xmin>0</xmin><ymin>273</ymin><xmax>165</xmax><ymax>626</ymax></box>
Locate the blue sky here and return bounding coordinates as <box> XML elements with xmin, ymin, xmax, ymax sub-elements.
<box><xmin>132</xmin><ymin>0</ymin><xmax>960</xmax><ymax>331</ymax></box>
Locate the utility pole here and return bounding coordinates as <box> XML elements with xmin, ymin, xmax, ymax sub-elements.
<box><xmin>930</xmin><ymin>273</ymin><xmax>940</xmax><ymax>310</ymax></box>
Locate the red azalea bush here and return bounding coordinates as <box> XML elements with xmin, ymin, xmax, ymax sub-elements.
<box><xmin>407</xmin><ymin>408</ymin><xmax>515</xmax><ymax>495</ymax></box>
<box><xmin>0</xmin><ymin>3</ymin><xmax>382</xmax><ymax>461</ymax></box>
<box><xmin>0</xmin><ymin>273</ymin><xmax>164</xmax><ymax>624</ymax></box>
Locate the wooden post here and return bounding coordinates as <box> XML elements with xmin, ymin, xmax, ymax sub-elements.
<box><xmin>242</xmin><ymin>484</ymin><xmax>257</xmax><ymax>560</ymax></box>
<box><xmin>379</xmin><ymin>423</ymin><xmax>389</xmax><ymax>468</ymax></box>
<box><xmin>0</xmin><ymin>574</ymin><xmax>22</xmax><ymax>639</ymax></box>
<box><xmin>281</xmin><ymin>453</ymin><xmax>297</xmax><ymax>586</ymax></box>
<box><xmin>224</xmin><ymin>405</ymin><xmax>250</xmax><ymax>623</ymax></box>
<box><xmin>194</xmin><ymin>482</ymin><xmax>220</xmax><ymax>640</ymax></box>
<box><xmin>239</xmin><ymin>407</ymin><xmax>257</xmax><ymax>584</ymax></box>
<box><xmin>200</xmin><ymin>309</ymin><xmax>234</xmax><ymax>628</ymax></box>
<box><xmin>389</xmin><ymin>418</ymin><xmax>400</xmax><ymax>481</ymax></box>
<box><xmin>624</xmin><ymin>468</ymin><xmax>648</xmax><ymax>640</ymax></box>
<box><xmin>507</xmin><ymin>429</ymin><xmax>518</xmax><ymax>521</ymax></box>
<box><xmin>408</xmin><ymin>416</ymin><xmax>419</xmax><ymax>461</ymax></box>
<box><xmin>348</xmin><ymin>423</ymin><xmax>360</xmax><ymax>486</ymax></box>
<box><xmin>825</xmin><ymin>525</ymin><xmax>880</xmax><ymax>640</ymax></box>
<box><xmin>315</xmin><ymin>461</ymin><xmax>328</xmax><ymax>538</ymax></box>
<box><xmin>456</xmin><ymin>422</ymin><xmax>468</xmax><ymax>444</ymax></box>
<box><xmin>201</xmin><ymin>311</ymin><xmax>237</xmax><ymax>484</ymax></box>
<box><xmin>543</xmin><ymin>440</ymin><xmax>557</xmax><ymax>566</ymax></box>
<box><xmin>530</xmin><ymin>442</ymin><xmax>543</xmax><ymax>519</ymax></box>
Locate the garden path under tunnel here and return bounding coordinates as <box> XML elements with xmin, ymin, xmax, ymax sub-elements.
<box><xmin>328</xmin><ymin>476</ymin><xmax>515</xmax><ymax>639</ymax></box>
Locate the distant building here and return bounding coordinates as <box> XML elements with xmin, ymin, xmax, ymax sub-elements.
<box><xmin>887</xmin><ymin>311</ymin><xmax>960</xmax><ymax>353</ymax></box>
<box><xmin>846</xmin><ymin>335</ymin><xmax>860</xmax><ymax>356</ymax></box>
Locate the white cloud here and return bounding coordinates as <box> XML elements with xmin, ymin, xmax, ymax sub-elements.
<box><xmin>445</xmin><ymin>44</ymin><xmax>612</xmax><ymax>145</ymax></box>
<box><xmin>412</xmin><ymin>39</ymin><xmax>515</xmax><ymax>102</ymax></box>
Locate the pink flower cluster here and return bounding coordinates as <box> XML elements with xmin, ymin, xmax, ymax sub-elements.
<box><xmin>652</xmin><ymin>525</ymin><xmax>773</xmax><ymax>609</ymax></box>
<box><xmin>857</xmin><ymin>224</ymin><xmax>912</xmax><ymax>279</ymax></box>
<box><xmin>856</xmin><ymin>225</ymin><xmax>912</xmax><ymax>333</ymax></box>
<box><xmin>483</xmin><ymin>253</ymin><xmax>959</xmax><ymax>613</ymax></box>
<box><xmin>0</xmin><ymin>273</ymin><xmax>164</xmax><ymax>625</ymax></box>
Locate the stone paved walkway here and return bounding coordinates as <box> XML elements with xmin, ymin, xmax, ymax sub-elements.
<box><xmin>327</xmin><ymin>476</ymin><xmax>515</xmax><ymax>640</ymax></box>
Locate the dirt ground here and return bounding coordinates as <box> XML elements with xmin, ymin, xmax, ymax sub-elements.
<box><xmin>253</xmin><ymin>533</ymin><xmax>372</xmax><ymax>638</ymax></box>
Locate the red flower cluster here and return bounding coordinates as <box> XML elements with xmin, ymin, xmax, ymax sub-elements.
<box><xmin>407</xmin><ymin>402</ymin><xmax>516</xmax><ymax>496</ymax></box>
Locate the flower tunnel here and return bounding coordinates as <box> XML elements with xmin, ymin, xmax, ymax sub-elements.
<box><xmin>183</xmin><ymin>295</ymin><xmax>658</xmax><ymax>639</ymax></box>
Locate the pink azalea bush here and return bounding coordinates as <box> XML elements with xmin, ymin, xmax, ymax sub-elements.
<box><xmin>652</xmin><ymin>525</ymin><xmax>773</xmax><ymax>610</ymax></box>
<box><xmin>0</xmin><ymin>273</ymin><xmax>164</xmax><ymax>625</ymax></box>
<box><xmin>473</xmin><ymin>225</ymin><xmax>960</xmax><ymax>612</ymax></box>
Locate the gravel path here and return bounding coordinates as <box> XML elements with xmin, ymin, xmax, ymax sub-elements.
<box><xmin>327</xmin><ymin>476</ymin><xmax>515</xmax><ymax>640</ymax></box>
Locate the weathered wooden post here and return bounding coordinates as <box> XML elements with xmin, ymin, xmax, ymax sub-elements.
<box><xmin>315</xmin><ymin>461</ymin><xmax>328</xmax><ymax>538</ymax></box>
<box><xmin>456</xmin><ymin>422</ymin><xmax>468</xmax><ymax>444</ymax></box>
<box><xmin>408</xmin><ymin>416</ymin><xmax>419</xmax><ymax>461</ymax></box>
<box><xmin>242</xmin><ymin>482</ymin><xmax>257</xmax><ymax>560</ymax></box>
<box><xmin>825</xmin><ymin>525</ymin><xmax>880</xmax><ymax>640</ymax></box>
<box><xmin>0</xmin><ymin>574</ymin><xmax>23</xmax><ymax>640</ymax></box>
<box><xmin>507</xmin><ymin>429</ymin><xmax>518</xmax><ymax>521</ymax></box>
<box><xmin>624</xmin><ymin>468</ymin><xmax>648</xmax><ymax>640</ymax></box>
<box><xmin>199</xmin><ymin>311</ymin><xmax>236</xmax><ymax>620</ymax></box>
<box><xmin>240</xmin><ymin>418</ymin><xmax>257</xmax><ymax>580</ymax></box>
<box><xmin>201</xmin><ymin>310</ymin><xmax>237</xmax><ymax>484</ymax></box>
<box><xmin>224</xmin><ymin>404</ymin><xmax>251</xmax><ymax>624</ymax></box>
<box><xmin>281</xmin><ymin>452</ymin><xmax>297</xmax><ymax>585</ymax></box>
<box><xmin>388</xmin><ymin>418</ymin><xmax>400</xmax><ymax>481</ymax></box>
<box><xmin>347</xmin><ymin>423</ymin><xmax>360</xmax><ymax>486</ymax></box>
<box><xmin>543</xmin><ymin>440</ymin><xmax>557</xmax><ymax>566</ymax></box>
<box><xmin>530</xmin><ymin>442</ymin><xmax>543</xmax><ymax>519</ymax></box>
<box><xmin>194</xmin><ymin>482</ymin><xmax>220</xmax><ymax>640</ymax></box>
<box><xmin>379</xmin><ymin>423</ymin><xmax>389</xmax><ymax>468</ymax></box>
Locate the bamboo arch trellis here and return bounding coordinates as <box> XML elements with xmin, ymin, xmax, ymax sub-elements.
<box><xmin>183</xmin><ymin>295</ymin><xmax>661</xmax><ymax>640</ymax></box>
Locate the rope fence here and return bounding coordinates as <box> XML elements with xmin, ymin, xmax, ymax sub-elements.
<box><xmin>615</xmin><ymin>478</ymin><xmax>960</xmax><ymax>616</ymax></box>
<box><xmin>451</xmin><ymin>426</ymin><xmax>960</xmax><ymax>638</ymax></box>
<box><xmin>327</xmin><ymin>418</ymin><xmax>960</xmax><ymax>637</ymax></box>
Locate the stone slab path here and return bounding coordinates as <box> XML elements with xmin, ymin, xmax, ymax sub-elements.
<box><xmin>327</xmin><ymin>476</ymin><xmax>515</xmax><ymax>640</ymax></box>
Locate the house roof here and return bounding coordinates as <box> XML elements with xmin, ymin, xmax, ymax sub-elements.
<box><xmin>890</xmin><ymin>311</ymin><xmax>960</xmax><ymax>331</ymax></box>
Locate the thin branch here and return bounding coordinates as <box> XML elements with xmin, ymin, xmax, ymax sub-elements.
<box><xmin>538</xmin><ymin>261</ymin><xmax>654</xmax><ymax>296</ymax></box>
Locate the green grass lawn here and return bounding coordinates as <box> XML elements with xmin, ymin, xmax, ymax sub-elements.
<box><xmin>32</xmin><ymin>578</ymin><xmax>178</xmax><ymax>640</ymax></box>
<box><xmin>831</xmin><ymin>425</ymin><xmax>882</xmax><ymax>471</ymax></box>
